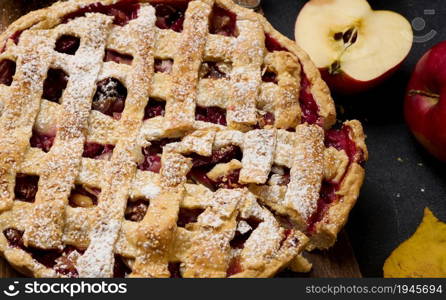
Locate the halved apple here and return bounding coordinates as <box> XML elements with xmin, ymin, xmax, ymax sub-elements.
<box><xmin>295</xmin><ymin>0</ymin><xmax>413</xmax><ymax>94</ymax></box>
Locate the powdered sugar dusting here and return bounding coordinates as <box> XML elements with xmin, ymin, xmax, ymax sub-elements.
<box><xmin>164</xmin><ymin>1</ymin><xmax>212</xmax><ymax>132</ymax></box>
<box><xmin>239</xmin><ymin>129</ymin><xmax>276</xmax><ymax>184</ymax></box>
<box><xmin>226</xmin><ymin>18</ymin><xmax>264</xmax><ymax>127</ymax></box>
<box><xmin>284</xmin><ymin>125</ymin><xmax>324</xmax><ymax>221</ymax></box>
<box><xmin>77</xmin><ymin>219</ymin><xmax>120</xmax><ymax>277</ymax></box>
<box><xmin>140</xmin><ymin>183</ymin><xmax>160</xmax><ymax>199</ymax></box>
<box><xmin>0</xmin><ymin>0</ymin><xmax>355</xmax><ymax>279</ymax></box>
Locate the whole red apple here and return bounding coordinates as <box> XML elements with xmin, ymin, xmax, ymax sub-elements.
<box><xmin>405</xmin><ymin>42</ymin><xmax>446</xmax><ymax>162</ymax></box>
<box><xmin>295</xmin><ymin>0</ymin><xmax>413</xmax><ymax>95</ymax></box>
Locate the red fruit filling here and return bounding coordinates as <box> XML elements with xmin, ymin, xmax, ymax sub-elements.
<box><xmin>265</xmin><ymin>34</ymin><xmax>287</xmax><ymax>52</ymax></box>
<box><xmin>42</xmin><ymin>69</ymin><xmax>69</xmax><ymax>103</ymax></box>
<box><xmin>92</xmin><ymin>78</ymin><xmax>127</xmax><ymax>120</ymax></box>
<box><xmin>263</xmin><ymin>35</ymin><xmax>321</xmax><ymax>126</ymax></box>
<box><xmin>189</xmin><ymin>145</ymin><xmax>242</xmax><ymax>168</ymax></box>
<box><xmin>62</xmin><ymin>1</ymin><xmax>140</xmax><ymax>26</ymax></box>
<box><xmin>3</xmin><ymin>228</ymin><xmax>24</xmax><ymax>248</ymax></box>
<box><xmin>154</xmin><ymin>58</ymin><xmax>173</xmax><ymax>73</ymax></box>
<box><xmin>137</xmin><ymin>138</ymin><xmax>179</xmax><ymax>173</ymax></box>
<box><xmin>229</xmin><ymin>217</ymin><xmax>262</xmax><ymax>249</ymax></box>
<box><xmin>200</xmin><ymin>62</ymin><xmax>229</xmax><ymax>79</ymax></box>
<box><xmin>83</xmin><ymin>142</ymin><xmax>115</xmax><ymax>160</ymax></box>
<box><xmin>143</xmin><ymin>99</ymin><xmax>166</xmax><ymax>120</ymax></box>
<box><xmin>0</xmin><ymin>31</ymin><xmax>22</xmax><ymax>53</ymax></box>
<box><xmin>307</xmin><ymin>181</ymin><xmax>339</xmax><ymax>233</ymax></box>
<box><xmin>52</xmin><ymin>246</ymin><xmax>84</xmax><ymax>278</ymax></box>
<box><xmin>104</xmin><ymin>49</ymin><xmax>133</xmax><ymax>65</ymax></box>
<box><xmin>209</xmin><ymin>5</ymin><xmax>237</xmax><ymax>37</ymax></box>
<box><xmin>281</xmin><ymin>172</ymin><xmax>291</xmax><ymax>185</ymax></box>
<box><xmin>113</xmin><ymin>254</ymin><xmax>132</xmax><ymax>278</ymax></box>
<box><xmin>55</xmin><ymin>35</ymin><xmax>80</xmax><ymax>55</ymax></box>
<box><xmin>3</xmin><ymin>228</ymin><xmax>83</xmax><ymax>277</ymax></box>
<box><xmin>30</xmin><ymin>130</ymin><xmax>56</xmax><ymax>152</ymax></box>
<box><xmin>14</xmin><ymin>174</ymin><xmax>39</xmax><ymax>203</ymax></box>
<box><xmin>153</xmin><ymin>3</ymin><xmax>188</xmax><ymax>32</ymax></box>
<box><xmin>34</xmin><ymin>246</ymin><xmax>84</xmax><ymax>277</ymax></box>
<box><xmin>262</xmin><ymin>71</ymin><xmax>278</xmax><ymax>84</ymax></box>
<box><xmin>226</xmin><ymin>257</ymin><xmax>242</xmax><ymax>277</ymax></box>
<box><xmin>0</xmin><ymin>59</ymin><xmax>16</xmax><ymax>86</ymax></box>
<box><xmin>125</xmin><ymin>199</ymin><xmax>149</xmax><ymax>222</ymax></box>
<box><xmin>139</xmin><ymin>152</ymin><xmax>161</xmax><ymax>173</ymax></box>
<box><xmin>299</xmin><ymin>73</ymin><xmax>321</xmax><ymax>126</ymax></box>
<box><xmin>282</xmin><ymin>228</ymin><xmax>293</xmax><ymax>240</ymax></box>
<box><xmin>307</xmin><ymin>125</ymin><xmax>364</xmax><ymax>233</ymax></box>
<box><xmin>277</xmin><ymin>175</ymin><xmax>290</xmax><ymax>186</ymax></box>
<box><xmin>255</xmin><ymin>112</ymin><xmax>275</xmax><ymax>129</ymax></box>
<box><xmin>11</xmin><ymin>31</ymin><xmax>22</xmax><ymax>45</ymax></box>
<box><xmin>187</xmin><ymin>145</ymin><xmax>244</xmax><ymax>190</ymax></box>
<box><xmin>195</xmin><ymin>106</ymin><xmax>227</xmax><ymax>126</ymax></box>
<box><xmin>68</xmin><ymin>185</ymin><xmax>100</xmax><ymax>208</ymax></box>
<box><xmin>215</xmin><ymin>169</ymin><xmax>245</xmax><ymax>189</ymax></box>
<box><xmin>325</xmin><ymin>125</ymin><xmax>364</xmax><ymax>164</ymax></box>
<box><xmin>177</xmin><ymin>208</ymin><xmax>205</xmax><ymax>227</ymax></box>
<box><xmin>187</xmin><ymin>168</ymin><xmax>216</xmax><ymax>190</ymax></box>
<box><xmin>168</xmin><ymin>262</ymin><xmax>182</xmax><ymax>278</ymax></box>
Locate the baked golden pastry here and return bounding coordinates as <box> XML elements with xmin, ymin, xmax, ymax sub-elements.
<box><xmin>0</xmin><ymin>0</ymin><xmax>367</xmax><ymax>278</ymax></box>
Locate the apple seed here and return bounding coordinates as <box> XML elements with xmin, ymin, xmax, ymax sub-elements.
<box><xmin>329</xmin><ymin>60</ymin><xmax>342</xmax><ymax>75</ymax></box>
<box><xmin>343</xmin><ymin>28</ymin><xmax>354</xmax><ymax>43</ymax></box>
<box><xmin>333</xmin><ymin>32</ymin><xmax>343</xmax><ymax>41</ymax></box>
<box><xmin>342</xmin><ymin>27</ymin><xmax>358</xmax><ymax>46</ymax></box>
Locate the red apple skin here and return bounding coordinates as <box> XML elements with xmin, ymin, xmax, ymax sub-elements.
<box><xmin>405</xmin><ymin>41</ymin><xmax>446</xmax><ymax>162</ymax></box>
<box><xmin>319</xmin><ymin>62</ymin><xmax>403</xmax><ymax>95</ymax></box>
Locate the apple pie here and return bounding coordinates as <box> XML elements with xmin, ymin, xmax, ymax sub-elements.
<box><xmin>0</xmin><ymin>0</ymin><xmax>367</xmax><ymax>278</ymax></box>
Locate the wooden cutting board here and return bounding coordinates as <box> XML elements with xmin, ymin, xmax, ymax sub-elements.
<box><xmin>0</xmin><ymin>0</ymin><xmax>362</xmax><ymax>278</ymax></box>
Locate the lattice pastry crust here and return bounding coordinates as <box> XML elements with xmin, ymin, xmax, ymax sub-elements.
<box><xmin>0</xmin><ymin>0</ymin><xmax>367</xmax><ymax>278</ymax></box>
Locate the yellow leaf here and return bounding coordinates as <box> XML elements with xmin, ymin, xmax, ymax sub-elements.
<box><xmin>384</xmin><ymin>208</ymin><xmax>446</xmax><ymax>278</ymax></box>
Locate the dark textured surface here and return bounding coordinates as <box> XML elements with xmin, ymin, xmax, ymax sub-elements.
<box><xmin>263</xmin><ymin>0</ymin><xmax>446</xmax><ymax>277</ymax></box>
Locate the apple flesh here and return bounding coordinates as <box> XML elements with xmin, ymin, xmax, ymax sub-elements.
<box><xmin>405</xmin><ymin>41</ymin><xmax>446</xmax><ymax>162</ymax></box>
<box><xmin>295</xmin><ymin>0</ymin><xmax>413</xmax><ymax>94</ymax></box>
